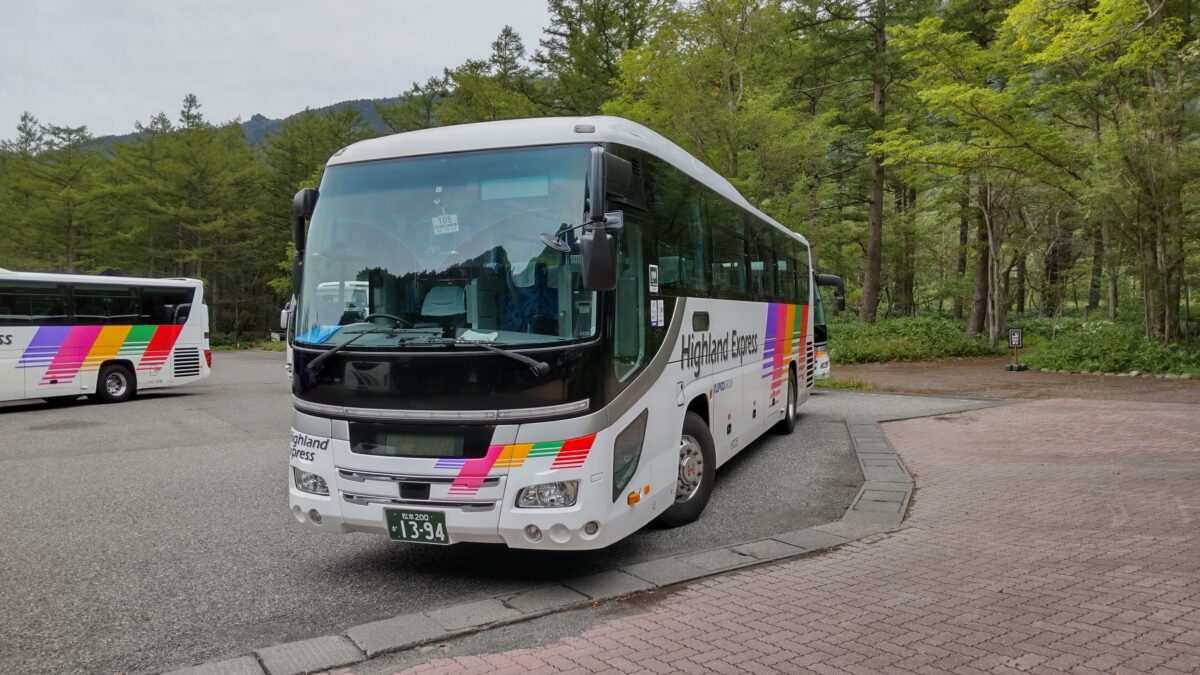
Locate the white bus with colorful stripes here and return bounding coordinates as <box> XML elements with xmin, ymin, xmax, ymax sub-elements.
<box><xmin>285</xmin><ymin>116</ymin><xmax>815</xmax><ymax>549</ymax></box>
<box><xmin>0</xmin><ymin>270</ymin><xmax>211</xmax><ymax>405</ymax></box>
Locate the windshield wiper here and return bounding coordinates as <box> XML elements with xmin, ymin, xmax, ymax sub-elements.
<box><xmin>419</xmin><ymin>337</ymin><xmax>550</xmax><ymax>376</ymax></box>
<box><xmin>305</xmin><ymin>327</ymin><xmax>442</xmax><ymax>374</ymax></box>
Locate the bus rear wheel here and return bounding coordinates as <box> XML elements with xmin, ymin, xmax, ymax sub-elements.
<box><xmin>656</xmin><ymin>411</ymin><xmax>716</xmax><ymax>528</ymax></box>
<box><xmin>774</xmin><ymin>369</ymin><xmax>798</xmax><ymax>435</ymax></box>
<box><xmin>96</xmin><ymin>364</ymin><xmax>136</xmax><ymax>404</ymax></box>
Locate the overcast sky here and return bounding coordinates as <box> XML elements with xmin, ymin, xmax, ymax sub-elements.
<box><xmin>1</xmin><ymin>0</ymin><xmax>550</xmax><ymax>137</ymax></box>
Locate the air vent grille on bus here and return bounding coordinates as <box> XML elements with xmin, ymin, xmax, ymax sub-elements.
<box><xmin>805</xmin><ymin>342</ymin><xmax>815</xmax><ymax>387</ymax></box>
<box><xmin>174</xmin><ymin>348</ymin><xmax>201</xmax><ymax>378</ymax></box>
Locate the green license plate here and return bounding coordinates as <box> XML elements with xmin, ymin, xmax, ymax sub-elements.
<box><xmin>385</xmin><ymin>508</ymin><xmax>449</xmax><ymax>544</ymax></box>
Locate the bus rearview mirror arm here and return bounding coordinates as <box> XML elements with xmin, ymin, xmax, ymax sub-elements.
<box><xmin>292</xmin><ymin>188</ymin><xmax>319</xmax><ymax>292</ymax></box>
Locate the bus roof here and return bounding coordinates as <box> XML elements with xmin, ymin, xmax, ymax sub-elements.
<box><xmin>0</xmin><ymin>269</ymin><xmax>204</xmax><ymax>287</ymax></box>
<box><xmin>329</xmin><ymin>116</ymin><xmax>810</xmax><ymax>247</ymax></box>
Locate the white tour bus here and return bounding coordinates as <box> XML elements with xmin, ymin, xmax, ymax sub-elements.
<box><xmin>286</xmin><ymin>116</ymin><xmax>838</xmax><ymax>550</ymax></box>
<box><xmin>0</xmin><ymin>269</ymin><xmax>212</xmax><ymax>404</ymax></box>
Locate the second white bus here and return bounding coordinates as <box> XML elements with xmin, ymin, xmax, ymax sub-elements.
<box><xmin>0</xmin><ymin>270</ymin><xmax>212</xmax><ymax>405</ymax></box>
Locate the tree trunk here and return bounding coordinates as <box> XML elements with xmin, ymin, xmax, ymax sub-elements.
<box><xmin>859</xmin><ymin>0</ymin><xmax>887</xmax><ymax>324</ymax></box>
<box><xmin>1086</xmin><ymin>225</ymin><xmax>1103</xmax><ymax>313</ymax></box>
<box><xmin>1102</xmin><ymin>221</ymin><xmax>1118</xmax><ymax>319</ymax></box>
<box><xmin>954</xmin><ymin>179</ymin><xmax>969</xmax><ymax>320</ymax></box>
<box><xmin>967</xmin><ymin>184</ymin><xmax>990</xmax><ymax>337</ymax></box>
<box><xmin>1016</xmin><ymin>254</ymin><xmax>1026</xmax><ymax>314</ymax></box>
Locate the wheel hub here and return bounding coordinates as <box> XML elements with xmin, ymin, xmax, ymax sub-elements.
<box><xmin>675</xmin><ymin>435</ymin><xmax>704</xmax><ymax>503</ymax></box>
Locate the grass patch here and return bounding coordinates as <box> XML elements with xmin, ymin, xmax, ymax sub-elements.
<box><xmin>815</xmin><ymin>377</ymin><xmax>877</xmax><ymax>390</ymax></box>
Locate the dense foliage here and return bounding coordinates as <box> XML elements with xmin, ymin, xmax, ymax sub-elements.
<box><xmin>1</xmin><ymin>0</ymin><xmax>1196</xmax><ymax>346</ymax></box>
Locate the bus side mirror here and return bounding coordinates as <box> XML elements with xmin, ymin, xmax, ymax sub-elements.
<box><xmin>292</xmin><ymin>188</ymin><xmax>318</xmax><ymax>291</ymax></box>
<box><xmin>280</xmin><ymin>307</ymin><xmax>290</xmax><ymax>331</ymax></box>
<box><xmin>580</xmin><ymin>225</ymin><xmax>617</xmax><ymax>291</ymax></box>
<box><xmin>815</xmin><ymin>273</ymin><xmax>846</xmax><ymax>312</ymax></box>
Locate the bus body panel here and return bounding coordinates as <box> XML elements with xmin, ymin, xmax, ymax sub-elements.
<box><xmin>288</xmin><ymin>295</ymin><xmax>813</xmax><ymax>550</ymax></box>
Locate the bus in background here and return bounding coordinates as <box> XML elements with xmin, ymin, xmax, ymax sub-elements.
<box><xmin>0</xmin><ymin>270</ymin><xmax>211</xmax><ymax>405</ymax></box>
<box><xmin>285</xmin><ymin>116</ymin><xmax>817</xmax><ymax>550</ymax></box>
<box><xmin>812</xmin><ymin>273</ymin><xmax>845</xmax><ymax>381</ymax></box>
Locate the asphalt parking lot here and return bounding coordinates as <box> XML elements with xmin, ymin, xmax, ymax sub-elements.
<box><xmin>0</xmin><ymin>351</ymin><xmax>994</xmax><ymax>674</ymax></box>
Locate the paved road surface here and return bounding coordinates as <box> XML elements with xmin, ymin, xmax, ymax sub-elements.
<box><xmin>366</xmin><ymin>398</ymin><xmax>1200</xmax><ymax>674</ymax></box>
<box><xmin>0</xmin><ymin>351</ymin><xmax>991</xmax><ymax>674</ymax></box>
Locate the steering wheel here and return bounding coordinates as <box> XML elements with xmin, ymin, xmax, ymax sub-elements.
<box><xmin>364</xmin><ymin>313</ymin><xmax>411</xmax><ymax>327</ymax></box>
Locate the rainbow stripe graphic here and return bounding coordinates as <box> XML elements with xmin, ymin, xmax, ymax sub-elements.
<box><xmin>17</xmin><ymin>324</ymin><xmax>185</xmax><ymax>386</ymax></box>
<box><xmin>434</xmin><ymin>433</ymin><xmax>598</xmax><ymax>496</ymax></box>
<box><xmin>761</xmin><ymin>303</ymin><xmax>809</xmax><ymax>401</ymax></box>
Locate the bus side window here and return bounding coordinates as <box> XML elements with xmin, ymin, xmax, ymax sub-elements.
<box><xmin>613</xmin><ymin>219</ymin><xmax>645</xmax><ymax>383</ymax></box>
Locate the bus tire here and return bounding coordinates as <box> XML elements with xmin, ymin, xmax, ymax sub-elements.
<box><xmin>96</xmin><ymin>364</ymin><xmax>136</xmax><ymax>404</ymax></box>
<box><xmin>657</xmin><ymin>411</ymin><xmax>716</xmax><ymax>528</ymax></box>
<box><xmin>774</xmin><ymin>369</ymin><xmax>798</xmax><ymax>435</ymax></box>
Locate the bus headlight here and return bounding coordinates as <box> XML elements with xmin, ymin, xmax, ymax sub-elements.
<box><xmin>516</xmin><ymin>481</ymin><xmax>579</xmax><ymax>508</ymax></box>
<box><xmin>612</xmin><ymin>409</ymin><xmax>648</xmax><ymax>501</ymax></box>
<box><xmin>293</xmin><ymin>467</ymin><xmax>329</xmax><ymax>495</ymax></box>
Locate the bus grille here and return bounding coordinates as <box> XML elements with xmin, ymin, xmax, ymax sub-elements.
<box><xmin>174</xmin><ymin>348</ymin><xmax>201</xmax><ymax>378</ymax></box>
<box><xmin>805</xmin><ymin>342</ymin><xmax>815</xmax><ymax>387</ymax></box>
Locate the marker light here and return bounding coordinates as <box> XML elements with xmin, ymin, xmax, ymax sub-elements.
<box><xmin>627</xmin><ymin>492</ymin><xmax>640</xmax><ymax>506</ymax></box>
<box><xmin>516</xmin><ymin>481</ymin><xmax>579</xmax><ymax>508</ymax></box>
<box><xmin>293</xmin><ymin>467</ymin><xmax>329</xmax><ymax>495</ymax></box>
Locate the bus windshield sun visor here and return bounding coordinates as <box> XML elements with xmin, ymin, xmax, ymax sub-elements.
<box><xmin>305</xmin><ymin>326</ymin><xmax>441</xmax><ymax>374</ymax></box>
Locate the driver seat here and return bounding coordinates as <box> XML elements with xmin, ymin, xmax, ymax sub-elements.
<box><xmin>418</xmin><ymin>285</ymin><xmax>467</xmax><ymax>328</ymax></box>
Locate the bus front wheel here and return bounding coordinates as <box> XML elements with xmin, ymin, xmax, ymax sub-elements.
<box><xmin>96</xmin><ymin>364</ymin><xmax>136</xmax><ymax>404</ymax></box>
<box><xmin>656</xmin><ymin>411</ymin><xmax>716</xmax><ymax>528</ymax></box>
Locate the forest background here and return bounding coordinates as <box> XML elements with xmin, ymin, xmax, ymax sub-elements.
<box><xmin>2</xmin><ymin>0</ymin><xmax>1197</xmax><ymax>373</ymax></box>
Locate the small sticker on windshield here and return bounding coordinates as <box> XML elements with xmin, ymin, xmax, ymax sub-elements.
<box><xmin>432</xmin><ymin>213</ymin><xmax>459</xmax><ymax>235</ymax></box>
<box><xmin>648</xmin><ymin>264</ymin><xmax>659</xmax><ymax>293</ymax></box>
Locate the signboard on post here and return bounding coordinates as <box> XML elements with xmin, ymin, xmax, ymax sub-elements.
<box><xmin>1006</xmin><ymin>328</ymin><xmax>1027</xmax><ymax>371</ymax></box>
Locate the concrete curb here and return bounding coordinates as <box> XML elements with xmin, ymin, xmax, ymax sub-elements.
<box><xmin>161</xmin><ymin>420</ymin><xmax>913</xmax><ymax>675</ymax></box>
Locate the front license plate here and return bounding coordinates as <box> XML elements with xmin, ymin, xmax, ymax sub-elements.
<box><xmin>385</xmin><ymin>508</ymin><xmax>449</xmax><ymax>545</ymax></box>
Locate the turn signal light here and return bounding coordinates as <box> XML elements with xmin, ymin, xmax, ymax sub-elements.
<box><xmin>204</xmin><ymin>349</ymin><xmax>213</xmax><ymax>368</ymax></box>
<box><xmin>627</xmin><ymin>492</ymin><xmax>640</xmax><ymax>506</ymax></box>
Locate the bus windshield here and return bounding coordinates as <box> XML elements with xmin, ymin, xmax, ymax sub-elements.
<box><xmin>296</xmin><ymin>145</ymin><xmax>596</xmax><ymax>348</ymax></box>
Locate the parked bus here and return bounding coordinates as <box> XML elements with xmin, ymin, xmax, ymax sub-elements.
<box><xmin>812</xmin><ymin>273</ymin><xmax>846</xmax><ymax>381</ymax></box>
<box><xmin>0</xmin><ymin>270</ymin><xmax>211</xmax><ymax>404</ymax></box>
<box><xmin>286</xmin><ymin>117</ymin><xmax>818</xmax><ymax>549</ymax></box>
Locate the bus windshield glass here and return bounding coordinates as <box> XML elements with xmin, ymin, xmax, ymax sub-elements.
<box><xmin>295</xmin><ymin>145</ymin><xmax>596</xmax><ymax>349</ymax></box>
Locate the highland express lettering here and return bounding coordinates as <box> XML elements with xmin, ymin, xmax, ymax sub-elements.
<box><xmin>679</xmin><ymin>331</ymin><xmax>760</xmax><ymax>377</ymax></box>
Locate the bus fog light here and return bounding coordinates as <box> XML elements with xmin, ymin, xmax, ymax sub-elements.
<box><xmin>308</xmin><ymin>509</ymin><xmax>322</xmax><ymax>525</ymax></box>
<box><xmin>583</xmin><ymin>520</ymin><xmax>599</xmax><ymax>536</ymax></box>
<box><xmin>293</xmin><ymin>467</ymin><xmax>329</xmax><ymax>495</ymax></box>
<box><xmin>516</xmin><ymin>480</ymin><xmax>579</xmax><ymax>508</ymax></box>
<box><xmin>524</xmin><ymin>524</ymin><xmax>542</xmax><ymax>541</ymax></box>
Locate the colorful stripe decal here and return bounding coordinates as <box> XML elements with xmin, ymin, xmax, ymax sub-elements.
<box><xmin>761</xmin><ymin>303</ymin><xmax>809</xmax><ymax>400</ymax></box>
<box><xmin>17</xmin><ymin>324</ymin><xmax>186</xmax><ymax>387</ymax></box>
<box><xmin>41</xmin><ymin>326</ymin><xmax>102</xmax><ymax>384</ymax></box>
<box><xmin>442</xmin><ymin>433</ymin><xmax>598</xmax><ymax>496</ymax></box>
<box><xmin>139</xmin><ymin>324</ymin><xmax>183</xmax><ymax>371</ymax></box>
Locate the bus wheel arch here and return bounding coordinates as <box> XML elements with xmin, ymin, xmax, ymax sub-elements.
<box><xmin>95</xmin><ymin>361</ymin><xmax>137</xmax><ymax>404</ymax></box>
<box><xmin>656</xmin><ymin>410</ymin><xmax>716</xmax><ymax>528</ymax></box>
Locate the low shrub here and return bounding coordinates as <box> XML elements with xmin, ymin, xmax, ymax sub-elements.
<box><xmin>1021</xmin><ymin>320</ymin><xmax>1200</xmax><ymax>375</ymax></box>
<box><xmin>827</xmin><ymin>316</ymin><xmax>1001</xmax><ymax>364</ymax></box>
